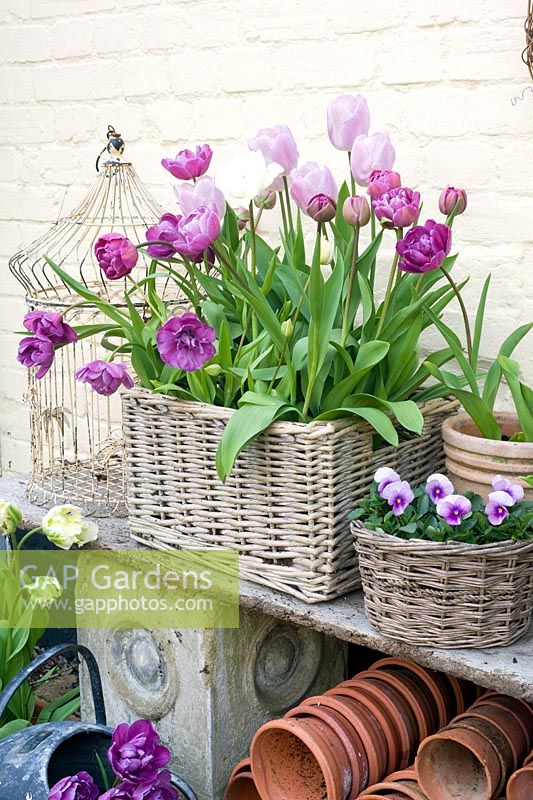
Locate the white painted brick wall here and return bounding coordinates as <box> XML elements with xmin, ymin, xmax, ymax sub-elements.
<box><xmin>0</xmin><ymin>0</ymin><xmax>531</xmax><ymax>474</ymax></box>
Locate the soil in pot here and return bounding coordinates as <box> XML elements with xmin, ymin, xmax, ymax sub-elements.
<box><xmin>507</xmin><ymin>764</ymin><xmax>533</xmax><ymax>800</ymax></box>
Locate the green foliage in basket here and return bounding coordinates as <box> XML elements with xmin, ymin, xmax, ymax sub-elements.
<box><xmin>350</xmin><ymin>468</ymin><xmax>533</xmax><ymax>545</ymax></box>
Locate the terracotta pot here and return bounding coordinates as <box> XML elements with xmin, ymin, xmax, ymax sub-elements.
<box><xmin>464</xmin><ymin>703</ymin><xmax>528</xmax><ymax>770</ymax></box>
<box><xmin>386</xmin><ymin>767</ymin><xmax>417</xmax><ymax>782</ymax></box>
<box><xmin>354</xmin><ymin>669</ymin><xmax>431</xmax><ymax>746</ymax></box>
<box><xmin>442</xmin><ymin>412</ymin><xmax>533</xmax><ymax>500</ymax></box>
<box><xmin>355</xmin><ymin>676</ymin><xmax>416</xmax><ymax>768</ymax></box>
<box><xmin>507</xmin><ymin>764</ymin><xmax>533</xmax><ymax>800</ymax></box>
<box><xmin>525</xmin><ymin>750</ymin><xmax>533</xmax><ymax>766</ymax></box>
<box><xmin>337</xmin><ymin>679</ymin><xmax>403</xmax><ymax>773</ymax></box>
<box><xmin>286</xmin><ymin>703</ymin><xmax>360</xmax><ymax>799</ymax></box>
<box><xmin>416</xmin><ymin>727</ymin><xmax>502</xmax><ymax>800</ymax></box>
<box><xmin>326</xmin><ymin>688</ymin><xmax>389</xmax><ymax>781</ymax></box>
<box><xmin>474</xmin><ymin>693</ymin><xmax>533</xmax><ymax>752</ymax></box>
<box><xmin>370</xmin><ymin>658</ymin><xmax>449</xmax><ymax>729</ymax></box>
<box><xmin>360</xmin><ymin>780</ymin><xmax>428</xmax><ymax>799</ymax></box>
<box><xmin>450</xmin><ymin>716</ymin><xmax>514</xmax><ymax>797</ymax></box>
<box><xmin>456</xmin><ymin>677</ymin><xmax>480</xmax><ymax>711</ymax></box>
<box><xmin>224</xmin><ymin>771</ymin><xmax>262</xmax><ymax>800</ymax></box>
<box><xmin>229</xmin><ymin>759</ymin><xmax>253</xmax><ymax>781</ymax></box>
<box><xmin>299</xmin><ymin>695</ymin><xmax>370</xmax><ymax>790</ymax></box>
<box><xmin>250</xmin><ymin>716</ymin><xmax>351</xmax><ymax>800</ymax></box>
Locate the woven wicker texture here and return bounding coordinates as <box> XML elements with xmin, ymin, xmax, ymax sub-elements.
<box><xmin>122</xmin><ymin>390</ymin><xmax>458</xmax><ymax>603</ymax></box>
<box><xmin>353</xmin><ymin>523</ymin><xmax>533</xmax><ymax>647</ymax></box>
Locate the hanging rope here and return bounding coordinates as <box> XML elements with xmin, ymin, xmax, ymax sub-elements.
<box><xmin>523</xmin><ymin>0</ymin><xmax>533</xmax><ymax>79</ymax></box>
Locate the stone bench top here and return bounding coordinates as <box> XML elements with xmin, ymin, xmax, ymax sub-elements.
<box><xmin>3</xmin><ymin>475</ymin><xmax>532</xmax><ymax>701</ymax></box>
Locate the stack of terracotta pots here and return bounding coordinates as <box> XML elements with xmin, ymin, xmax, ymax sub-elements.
<box><xmin>225</xmin><ymin>657</ymin><xmax>479</xmax><ymax>800</ymax></box>
<box><xmin>506</xmin><ymin>750</ymin><xmax>533</xmax><ymax>800</ymax></box>
<box><xmin>416</xmin><ymin>691</ymin><xmax>533</xmax><ymax>800</ymax></box>
<box><xmin>358</xmin><ymin>766</ymin><xmax>429</xmax><ymax>798</ymax></box>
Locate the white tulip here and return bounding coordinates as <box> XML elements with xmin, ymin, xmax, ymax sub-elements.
<box><xmin>216</xmin><ymin>151</ymin><xmax>284</xmax><ymax>210</ymax></box>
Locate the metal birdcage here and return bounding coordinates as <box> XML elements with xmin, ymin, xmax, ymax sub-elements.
<box><xmin>9</xmin><ymin>126</ymin><xmax>170</xmax><ymax>516</ymax></box>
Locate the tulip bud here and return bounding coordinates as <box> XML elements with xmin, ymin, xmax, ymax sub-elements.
<box><xmin>306</xmin><ymin>193</ymin><xmax>336</xmax><ymax>223</ymax></box>
<box><xmin>439</xmin><ymin>186</ymin><xmax>467</xmax><ymax>216</ymax></box>
<box><xmin>237</xmin><ymin>206</ymin><xmax>251</xmax><ymax>231</ymax></box>
<box><xmin>320</xmin><ymin>238</ymin><xmax>333</xmax><ymax>265</ymax></box>
<box><xmin>281</xmin><ymin>319</ymin><xmax>294</xmax><ymax>338</ymax></box>
<box><xmin>342</xmin><ymin>196</ymin><xmax>370</xmax><ymax>227</ymax></box>
<box><xmin>0</xmin><ymin>500</ymin><xmax>23</xmax><ymax>536</ymax></box>
<box><xmin>204</xmin><ymin>363</ymin><xmax>222</xmax><ymax>377</ymax></box>
<box><xmin>254</xmin><ymin>189</ymin><xmax>277</xmax><ymax>210</ymax></box>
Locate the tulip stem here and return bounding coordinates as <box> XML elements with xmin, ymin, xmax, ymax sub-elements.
<box><xmin>278</xmin><ymin>191</ymin><xmax>289</xmax><ymax>243</ymax></box>
<box><xmin>16</xmin><ymin>527</ymin><xmax>42</xmax><ymax>551</ymax></box>
<box><xmin>249</xmin><ymin>201</ymin><xmax>259</xmax><ymax>341</ymax></box>
<box><xmin>348</xmin><ymin>152</ymin><xmax>356</xmax><ymax>196</ymax></box>
<box><xmin>283</xmin><ymin>177</ymin><xmax>294</xmax><ymax>236</ymax></box>
<box><xmin>376</xmin><ymin>229</ymin><xmax>402</xmax><ymax>337</ymax></box>
<box><xmin>369</xmin><ymin>210</ymin><xmax>377</xmax><ymax>286</ymax></box>
<box><xmin>440</xmin><ymin>265</ymin><xmax>473</xmax><ymax>361</ymax></box>
<box><xmin>341</xmin><ymin>227</ymin><xmax>360</xmax><ymax>346</ymax></box>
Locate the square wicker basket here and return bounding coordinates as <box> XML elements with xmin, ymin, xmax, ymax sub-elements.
<box><xmin>122</xmin><ymin>389</ymin><xmax>458</xmax><ymax>603</ymax></box>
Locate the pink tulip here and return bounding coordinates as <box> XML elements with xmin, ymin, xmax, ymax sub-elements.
<box><xmin>350</xmin><ymin>133</ymin><xmax>396</xmax><ymax>187</ymax></box>
<box><xmin>327</xmin><ymin>94</ymin><xmax>370</xmax><ymax>151</ymax></box>
<box><xmin>289</xmin><ymin>162</ymin><xmax>338</xmax><ymax>212</ymax></box>
<box><xmin>174</xmin><ymin>176</ymin><xmax>226</xmax><ymax>219</ymax></box>
<box><xmin>249</xmin><ymin>124</ymin><xmax>299</xmax><ymax>175</ymax></box>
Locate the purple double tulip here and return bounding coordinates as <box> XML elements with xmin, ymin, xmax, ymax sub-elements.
<box><xmin>439</xmin><ymin>185</ymin><xmax>467</xmax><ymax>216</ymax></box>
<box><xmin>108</xmin><ymin>720</ymin><xmax>171</xmax><ymax>784</ymax></box>
<box><xmin>367</xmin><ymin>169</ymin><xmax>402</xmax><ymax>200</ymax></box>
<box><xmin>306</xmin><ymin>193</ymin><xmax>336</xmax><ymax>223</ymax></box>
<box><xmin>396</xmin><ymin>219</ymin><xmax>452</xmax><ymax>274</ymax></box>
<box><xmin>373</xmin><ymin>187</ymin><xmax>420</xmax><ymax>229</ymax></box>
<box><xmin>94</xmin><ymin>233</ymin><xmax>139</xmax><ymax>280</ymax></box>
<box><xmin>17</xmin><ymin>335</ymin><xmax>55</xmax><ymax>379</ymax></box>
<box><xmin>156</xmin><ymin>312</ymin><xmax>216</xmax><ymax>372</ymax></box>
<box><xmin>75</xmin><ymin>361</ymin><xmax>134</xmax><ymax>396</ymax></box>
<box><xmin>48</xmin><ymin>771</ymin><xmax>100</xmax><ymax>800</ymax></box>
<box><xmin>145</xmin><ymin>213</ymin><xmax>182</xmax><ymax>259</ymax></box>
<box><xmin>162</xmin><ymin>144</ymin><xmax>212</xmax><ymax>181</ymax></box>
<box><xmin>173</xmin><ymin>205</ymin><xmax>220</xmax><ymax>261</ymax></box>
<box><xmin>24</xmin><ymin>310</ymin><xmax>77</xmax><ymax>346</ymax></box>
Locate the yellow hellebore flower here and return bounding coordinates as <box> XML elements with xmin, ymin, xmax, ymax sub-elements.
<box><xmin>41</xmin><ymin>504</ymin><xmax>98</xmax><ymax>550</ymax></box>
<box><xmin>0</xmin><ymin>500</ymin><xmax>23</xmax><ymax>536</ymax></box>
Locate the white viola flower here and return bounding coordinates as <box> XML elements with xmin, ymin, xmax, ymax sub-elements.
<box><xmin>41</xmin><ymin>504</ymin><xmax>98</xmax><ymax>550</ymax></box>
<box><xmin>215</xmin><ymin>151</ymin><xmax>284</xmax><ymax>209</ymax></box>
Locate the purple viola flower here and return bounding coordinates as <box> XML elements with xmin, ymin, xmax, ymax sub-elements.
<box><xmin>95</xmin><ymin>233</ymin><xmax>139</xmax><ymax>280</ymax></box>
<box><xmin>367</xmin><ymin>170</ymin><xmax>402</xmax><ymax>201</ymax></box>
<box><xmin>396</xmin><ymin>219</ymin><xmax>452</xmax><ymax>274</ymax></box>
<box><xmin>48</xmin><ymin>771</ymin><xmax>100</xmax><ymax>800</ymax></box>
<box><xmin>24</xmin><ymin>310</ymin><xmax>77</xmax><ymax>346</ymax></box>
<box><xmin>174</xmin><ymin>176</ymin><xmax>226</xmax><ymax>219</ymax></box>
<box><xmin>108</xmin><ymin>720</ymin><xmax>171</xmax><ymax>784</ymax></box>
<box><xmin>373</xmin><ymin>187</ymin><xmax>420</xmax><ymax>229</ymax></box>
<box><xmin>289</xmin><ymin>162</ymin><xmax>338</xmax><ymax>213</ymax></box>
<box><xmin>350</xmin><ymin>132</ymin><xmax>395</xmax><ymax>187</ymax></box>
<box><xmin>156</xmin><ymin>312</ymin><xmax>216</xmax><ymax>372</ymax></box>
<box><xmin>425</xmin><ymin>473</ymin><xmax>454</xmax><ymax>504</ymax></box>
<box><xmin>485</xmin><ymin>490</ymin><xmax>515</xmax><ymax>526</ymax></box>
<box><xmin>75</xmin><ymin>361</ymin><xmax>134</xmax><ymax>396</ymax></box>
<box><xmin>382</xmin><ymin>480</ymin><xmax>414</xmax><ymax>516</ymax></box>
<box><xmin>436</xmin><ymin>494</ymin><xmax>472</xmax><ymax>526</ymax></box>
<box><xmin>146</xmin><ymin>213</ymin><xmax>182</xmax><ymax>259</ymax></box>
<box><xmin>439</xmin><ymin>185</ymin><xmax>467</xmax><ymax>216</ymax></box>
<box><xmin>131</xmin><ymin>772</ymin><xmax>178</xmax><ymax>800</ymax></box>
<box><xmin>327</xmin><ymin>94</ymin><xmax>370</xmax><ymax>151</ymax></box>
<box><xmin>173</xmin><ymin>206</ymin><xmax>220</xmax><ymax>262</ymax></box>
<box><xmin>99</xmin><ymin>785</ymin><xmax>134</xmax><ymax>800</ymax></box>
<box><xmin>249</xmin><ymin>124</ymin><xmax>299</xmax><ymax>174</ymax></box>
<box><xmin>491</xmin><ymin>475</ymin><xmax>524</xmax><ymax>503</ymax></box>
<box><xmin>162</xmin><ymin>144</ymin><xmax>213</xmax><ymax>181</ymax></box>
<box><xmin>374</xmin><ymin>467</ymin><xmax>401</xmax><ymax>497</ymax></box>
<box><xmin>306</xmin><ymin>192</ymin><xmax>336</xmax><ymax>222</ymax></box>
<box><xmin>17</xmin><ymin>335</ymin><xmax>55</xmax><ymax>379</ymax></box>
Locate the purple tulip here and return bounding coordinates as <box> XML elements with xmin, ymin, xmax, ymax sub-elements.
<box><xmin>23</xmin><ymin>311</ymin><xmax>77</xmax><ymax>346</ymax></box>
<box><xmin>382</xmin><ymin>480</ymin><xmax>414</xmax><ymax>516</ymax></box>
<box><xmin>249</xmin><ymin>124</ymin><xmax>299</xmax><ymax>174</ymax></box>
<box><xmin>173</xmin><ymin>206</ymin><xmax>220</xmax><ymax>261</ymax></box>
<box><xmin>306</xmin><ymin>192</ymin><xmax>336</xmax><ymax>222</ymax></box>
<box><xmin>350</xmin><ymin>133</ymin><xmax>395</xmax><ymax>186</ymax></box>
<box><xmin>343</xmin><ymin>196</ymin><xmax>371</xmax><ymax>227</ymax></box>
<box><xmin>75</xmin><ymin>361</ymin><xmax>134</xmax><ymax>396</ymax></box>
<box><xmin>485</xmin><ymin>490</ymin><xmax>515</xmax><ymax>526</ymax></box>
<box><xmin>374</xmin><ymin>467</ymin><xmax>401</xmax><ymax>497</ymax></box>
<box><xmin>156</xmin><ymin>312</ymin><xmax>216</xmax><ymax>372</ymax></box>
<box><xmin>327</xmin><ymin>94</ymin><xmax>370</xmax><ymax>151</ymax></box>
<box><xmin>491</xmin><ymin>475</ymin><xmax>524</xmax><ymax>503</ymax></box>
<box><xmin>130</xmin><ymin>772</ymin><xmax>178</xmax><ymax>800</ymax></box>
<box><xmin>146</xmin><ymin>214</ymin><xmax>182</xmax><ymax>259</ymax></box>
<box><xmin>108</xmin><ymin>720</ymin><xmax>171</xmax><ymax>784</ymax></box>
<box><xmin>48</xmin><ymin>771</ymin><xmax>100</xmax><ymax>800</ymax></box>
<box><xmin>95</xmin><ymin>233</ymin><xmax>139</xmax><ymax>281</ymax></box>
<box><xmin>439</xmin><ymin>185</ymin><xmax>467</xmax><ymax>216</ymax></box>
<box><xmin>289</xmin><ymin>162</ymin><xmax>338</xmax><ymax>213</ymax></box>
<box><xmin>99</xmin><ymin>785</ymin><xmax>134</xmax><ymax>800</ymax></box>
<box><xmin>367</xmin><ymin>170</ymin><xmax>402</xmax><ymax>201</ymax></box>
<box><xmin>162</xmin><ymin>144</ymin><xmax>213</xmax><ymax>181</ymax></box>
<box><xmin>396</xmin><ymin>219</ymin><xmax>452</xmax><ymax>274</ymax></box>
<box><xmin>436</xmin><ymin>494</ymin><xmax>472</xmax><ymax>526</ymax></box>
<box><xmin>174</xmin><ymin>175</ymin><xmax>226</xmax><ymax>219</ymax></box>
<box><xmin>373</xmin><ymin>187</ymin><xmax>420</xmax><ymax>229</ymax></box>
<box><xmin>17</xmin><ymin>335</ymin><xmax>55</xmax><ymax>379</ymax></box>
<box><xmin>425</xmin><ymin>473</ymin><xmax>454</xmax><ymax>504</ymax></box>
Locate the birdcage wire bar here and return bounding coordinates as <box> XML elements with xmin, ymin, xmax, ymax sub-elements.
<box><xmin>9</xmin><ymin>142</ymin><xmax>179</xmax><ymax>516</ymax></box>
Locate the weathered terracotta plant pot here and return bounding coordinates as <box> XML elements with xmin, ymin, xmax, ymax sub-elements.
<box><xmin>416</xmin><ymin>726</ymin><xmax>501</xmax><ymax>800</ymax></box>
<box><xmin>224</xmin><ymin>771</ymin><xmax>261</xmax><ymax>800</ymax></box>
<box><xmin>360</xmin><ymin>780</ymin><xmax>428</xmax><ymax>799</ymax></box>
<box><xmin>474</xmin><ymin>692</ymin><xmax>533</xmax><ymax>753</ymax></box>
<box><xmin>449</xmin><ymin>716</ymin><xmax>514</xmax><ymax>797</ymax></box>
<box><xmin>507</xmin><ymin>764</ymin><xmax>533</xmax><ymax>800</ymax></box>
<box><xmin>463</xmin><ymin>702</ymin><xmax>528</xmax><ymax>770</ymax></box>
<box><xmin>354</xmin><ymin>669</ymin><xmax>431</xmax><ymax>745</ymax></box>
<box><xmin>442</xmin><ymin>412</ymin><xmax>533</xmax><ymax>500</ymax></box>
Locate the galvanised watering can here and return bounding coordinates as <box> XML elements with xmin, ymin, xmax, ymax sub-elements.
<box><xmin>0</xmin><ymin>643</ymin><xmax>197</xmax><ymax>800</ymax></box>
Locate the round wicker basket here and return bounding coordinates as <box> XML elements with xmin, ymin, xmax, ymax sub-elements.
<box><xmin>352</xmin><ymin>522</ymin><xmax>533</xmax><ymax>648</ymax></box>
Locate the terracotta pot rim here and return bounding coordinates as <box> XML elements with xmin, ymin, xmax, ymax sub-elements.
<box><xmin>369</xmin><ymin>659</ymin><xmax>448</xmax><ymax>730</ymax></box>
<box><xmin>442</xmin><ymin>412</ymin><xmax>533</xmax><ymax>457</ymax></box>
<box><xmin>354</xmin><ymin>669</ymin><xmax>431</xmax><ymax>743</ymax></box>
<box><xmin>474</xmin><ymin>695</ymin><xmax>533</xmax><ymax>752</ymax></box>
<box><xmin>465</xmin><ymin>703</ymin><xmax>528</xmax><ymax>766</ymax></box>
<box><xmin>449</xmin><ymin>716</ymin><xmax>514</xmax><ymax>797</ymax></box>
<box><xmin>360</xmin><ymin>780</ymin><xmax>427</xmax><ymax>800</ymax></box>
<box><xmin>229</xmin><ymin>759</ymin><xmax>252</xmax><ymax>781</ymax></box>
<box><xmin>507</xmin><ymin>764</ymin><xmax>533</xmax><ymax>800</ymax></box>
<box><xmin>326</xmin><ymin>688</ymin><xmax>389</xmax><ymax>780</ymax></box>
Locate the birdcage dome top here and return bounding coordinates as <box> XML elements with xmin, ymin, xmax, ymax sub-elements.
<box><xmin>9</xmin><ymin>127</ymin><xmax>164</xmax><ymax>309</ymax></box>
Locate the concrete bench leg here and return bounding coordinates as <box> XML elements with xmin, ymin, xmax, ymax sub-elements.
<box><xmin>79</xmin><ymin>608</ymin><xmax>347</xmax><ymax>800</ymax></box>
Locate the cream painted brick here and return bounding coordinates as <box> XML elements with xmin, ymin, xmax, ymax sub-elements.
<box><xmin>192</xmin><ymin>97</ymin><xmax>244</xmax><ymax>141</ymax></box>
<box><xmin>93</xmin><ymin>15</ymin><xmax>142</xmax><ymax>54</ymax></box>
<box><xmin>0</xmin><ymin>149</ymin><xmax>19</xmax><ymax>182</ymax></box>
<box><xmin>168</xmin><ymin>50</ymin><xmax>223</xmax><ymax>95</ymax></box>
<box><xmin>52</xmin><ymin>18</ymin><xmax>94</xmax><ymax>59</ymax></box>
<box><xmin>2</xmin><ymin>0</ymin><xmax>32</xmax><ymax>20</ymax></box>
<box><xmin>446</xmin><ymin>22</ymin><xmax>525</xmax><ymax>81</ymax></box>
<box><xmin>495</xmin><ymin>140</ymin><xmax>533</xmax><ymax>191</ymax></box>
<box><xmin>149</xmin><ymin>98</ymin><xmax>194</xmax><ymax>143</ymax></box>
<box><xmin>381</xmin><ymin>30</ymin><xmax>445</xmax><ymax>84</ymax></box>
<box><xmin>121</xmin><ymin>56</ymin><xmax>171</xmax><ymax>98</ymax></box>
<box><xmin>331</xmin><ymin>0</ymin><xmax>410</xmax><ymax>32</ymax></box>
<box><xmin>1</xmin><ymin>436</ymin><xmax>31</xmax><ymax>475</ymax></box>
<box><xmin>34</xmin><ymin>62</ymin><xmax>118</xmax><ymax>100</ymax></box>
<box><xmin>2</xmin><ymin>24</ymin><xmax>52</xmax><ymax>62</ymax></box>
<box><xmin>30</xmin><ymin>0</ymin><xmax>115</xmax><ymax>18</ymax></box>
<box><xmin>183</xmin><ymin>3</ymin><xmax>242</xmax><ymax>47</ymax></box>
<box><xmin>272</xmin><ymin>39</ymin><xmax>376</xmax><ymax>90</ymax></box>
<box><xmin>0</xmin><ymin>65</ymin><xmax>36</xmax><ymax>103</ymax></box>
<box><xmin>219</xmin><ymin>48</ymin><xmax>274</xmax><ymax>93</ymax></box>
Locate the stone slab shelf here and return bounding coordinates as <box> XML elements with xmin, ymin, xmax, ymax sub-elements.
<box><xmin>4</xmin><ymin>474</ymin><xmax>532</xmax><ymax>702</ymax></box>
